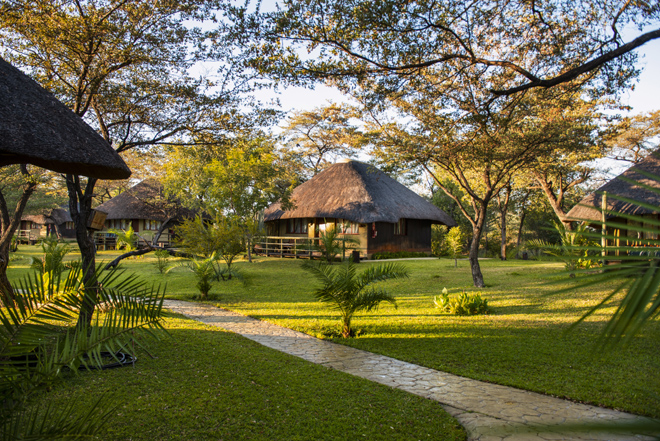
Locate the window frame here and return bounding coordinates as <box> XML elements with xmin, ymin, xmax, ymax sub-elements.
<box><xmin>394</xmin><ymin>218</ymin><xmax>407</xmax><ymax>236</ymax></box>
<box><xmin>286</xmin><ymin>218</ymin><xmax>308</xmax><ymax>234</ymax></box>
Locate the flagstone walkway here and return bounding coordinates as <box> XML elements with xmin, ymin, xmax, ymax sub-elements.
<box><xmin>163</xmin><ymin>299</ymin><xmax>655</xmax><ymax>441</ymax></box>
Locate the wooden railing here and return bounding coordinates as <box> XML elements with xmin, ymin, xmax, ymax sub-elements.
<box><xmin>15</xmin><ymin>229</ymin><xmax>41</xmax><ymax>243</ymax></box>
<box><xmin>255</xmin><ymin>236</ymin><xmax>366</xmax><ymax>259</ymax></box>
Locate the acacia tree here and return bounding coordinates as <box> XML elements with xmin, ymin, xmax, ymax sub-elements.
<box><xmin>606</xmin><ymin>110</ymin><xmax>660</xmax><ymax>164</ymax></box>
<box><xmin>165</xmin><ymin>135</ymin><xmax>295</xmax><ymax>262</ymax></box>
<box><xmin>370</xmin><ymin>87</ymin><xmax>596</xmax><ymax>287</ymax></box>
<box><xmin>231</xmin><ymin>0</ymin><xmax>657</xmax><ymax>103</ymax></box>
<box><xmin>281</xmin><ymin>103</ymin><xmax>363</xmax><ymax>178</ymax></box>
<box><xmin>0</xmin><ymin>0</ymin><xmax>256</xmax><ymax>327</ymax></box>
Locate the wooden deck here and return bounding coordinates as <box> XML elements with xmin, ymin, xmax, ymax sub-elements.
<box><xmin>255</xmin><ymin>236</ymin><xmax>366</xmax><ymax>259</ymax></box>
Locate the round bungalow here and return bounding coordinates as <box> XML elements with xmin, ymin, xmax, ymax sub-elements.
<box><xmin>263</xmin><ymin>159</ymin><xmax>456</xmax><ymax>259</ymax></box>
<box><xmin>567</xmin><ymin>150</ymin><xmax>660</xmax><ymax>251</ymax></box>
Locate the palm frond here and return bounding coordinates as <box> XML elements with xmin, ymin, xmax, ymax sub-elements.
<box><xmin>557</xmin><ymin>173</ymin><xmax>660</xmax><ymax>345</ymax></box>
<box><xmin>303</xmin><ymin>260</ymin><xmax>407</xmax><ymax>337</ymax></box>
<box><xmin>1</xmin><ymin>395</ymin><xmax>115</xmax><ymax>441</ymax></box>
<box><xmin>355</xmin><ymin>262</ymin><xmax>409</xmax><ymax>291</ymax></box>
<box><xmin>353</xmin><ymin>287</ymin><xmax>397</xmax><ymax>313</ymax></box>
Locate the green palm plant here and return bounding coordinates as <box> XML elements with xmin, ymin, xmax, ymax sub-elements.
<box><xmin>173</xmin><ymin>254</ymin><xmax>218</xmax><ymax>300</ymax></box>
<box><xmin>303</xmin><ymin>260</ymin><xmax>409</xmax><ymax>337</ymax></box>
<box><xmin>526</xmin><ymin>221</ymin><xmax>601</xmax><ymax>274</ymax></box>
<box><xmin>29</xmin><ymin>235</ymin><xmax>71</xmax><ymax>276</ymax></box>
<box><xmin>312</xmin><ymin>225</ymin><xmax>360</xmax><ymax>264</ymax></box>
<box><xmin>109</xmin><ymin>226</ymin><xmax>137</xmax><ymax>252</ymax></box>
<box><xmin>1</xmin><ymin>262</ymin><xmax>166</xmax><ymax>439</ymax></box>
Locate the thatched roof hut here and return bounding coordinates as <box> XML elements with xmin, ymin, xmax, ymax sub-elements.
<box><xmin>567</xmin><ymin>152</ymin><xmax>660</xmax><ymax>222</ymax></box>
<box><xmin>47</xmin><ymin>208</ymin><xmax>73</xmax><ymax>225</ymax></box>
<box><xmin>264</xmin><ymin>160</ymin><xmax>456</xmax><ymax>226</ymax></box>
<box><xmin>95</xmin><ymin>179</ymin><xmax>191</xmax><ymax>222</ymax></box>
<box><xmin>0</xmin><ymin>57</ymin><xmax>130</xmax><ymax>180</ymax></box>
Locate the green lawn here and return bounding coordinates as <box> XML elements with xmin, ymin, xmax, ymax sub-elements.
<box><xmin>8</xmin><ymin>245</ymin><xmax>660</xmax><ymax>423</ymax></box>
<box><xmin>36</xmin><ymin>314</ymin><xmax>464</xmax><ymax>440</ymax></box>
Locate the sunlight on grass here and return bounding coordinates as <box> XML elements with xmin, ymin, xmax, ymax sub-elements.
<box><xmin>9</xmin><ymin>245</ymin><xmax>660</xmax><ymax>418</ymax></box>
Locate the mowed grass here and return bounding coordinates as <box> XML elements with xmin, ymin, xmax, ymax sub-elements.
<box><xmin>33</xmin><ymin>315</ymin><xmax>464</xmax><ymax>441</ymax></box>
<box><xmin>9</xmin><ymin>245</ymin><xmax>660</xmax><ymax>420</ymax></box>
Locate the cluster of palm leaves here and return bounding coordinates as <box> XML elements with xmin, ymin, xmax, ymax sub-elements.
<box><xmin>1</xmin><ymin>250</ymin><xmax>166</xmax><ymax>438</ymax></box>
<box><xmin>173</xmin><ymin>253</ymin><xmax>244</xmax><ymax>300</ymax></box>
<box><xmin>29</xmin><ymin>235</ymin><xmax>72</xmax><ymax>276</ymax></box>
<box><xmin>303</xmin><ymin>260</ymin><xmax>409</xmax><ymax>338</ymax></box>
<box><xmin>561</xmin><ymin>205</ymin><xmax>660</xmax><ymax>344</ymax></box>
<box><xmin>309</xmin><ymin>226</ymin><xmax>360</xmax><ymax>264</ymax></box>
<box><xmin>526</xmin><ymin>221</ymin><xmax>602</xmax><ymax>274</ymax></box>
<box><xmin>109</xmin><ymin>226</ymin><xmax>138</xmax><ymax>252</ymax></box>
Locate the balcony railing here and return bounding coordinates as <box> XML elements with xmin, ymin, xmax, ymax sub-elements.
<box><xmin>255</xmin><ymin>236</ymin><xmax>366</xmax><ymax>259</ymax></box>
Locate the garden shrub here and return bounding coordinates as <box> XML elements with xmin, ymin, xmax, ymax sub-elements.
<box><xmin>434</xmin><ymin>288</ymin><xmax>490</xmax><ymax>316</ymax></box>
<box><xmin>153</xmin><ymin>249</ymin><xmax>170</xmax><ymax>274</ymax></box>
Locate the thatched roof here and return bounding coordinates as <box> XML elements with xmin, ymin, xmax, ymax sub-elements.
<box><xmin>48</xmin><ymin>208</ymin><xmax>73</xmax><ymax>225</ymax></box>
<box><xmin>0</xmin><ymin>57</ymin><xmax>131</xmax><ymax>180</ymax></box>
<box><xmin>567</xmin><ymin>151</ymin><xmax>660</xmax><ymax>222</ymax></box>
<box><xmin>22</xmin><ymin>207</ymin><xmax>72</xmax><ymax>225</ymax></box>
<box><xmin>264</xmin><ymin>160</ymin><xmax>456</xmax><ymax>226</ymax></box>
<box><xmin>22</xmin><ymin>214</ymin><xmax>47</xmax><ymax>225</ymax></box>
<box><xmin>95</xmin><ymin>179</ymin><xmax>193</xmax><ymax>222</ymax></box>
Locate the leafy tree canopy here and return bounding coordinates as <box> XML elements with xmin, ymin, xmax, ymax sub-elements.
<box><xmin>229</xmin><ymin>0</ymin><xmax>659</xmax><ymax>104</ymax></box>
<box><xmin>280</xmin><ymin>103</ymin><xmax>365</xmax><ymax>178</ymax></box>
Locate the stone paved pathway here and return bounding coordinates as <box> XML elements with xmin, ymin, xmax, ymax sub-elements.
<box><xmin>163</xmin><ymin>299</ymin><xmax>656</xmax><ymax>441</ymax></box>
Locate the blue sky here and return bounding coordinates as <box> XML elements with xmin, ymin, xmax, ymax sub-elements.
<box><xmin>265</xmin><ymin>34</ymin><xmax>659</xmax><ymax>117</ymax></box>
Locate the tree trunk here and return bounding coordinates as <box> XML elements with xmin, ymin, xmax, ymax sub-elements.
<box><xmin>151</xmin><ymin>218</ymin><xmax>172</xmax><ymax>246</ymax></box>
<box><xmin>536</xmin><ymin>176</ymin><xmax>573</xmax><ymax>230</ymax></box>
<box><xmin>500</xmin><ymin>208</ymin><xmax>507</xmax><ymax>260</ymax></box>
<box><xmin>0</xmin><ymin>166</ymin><xmax>37</xmax><ymax>304</ymax></box>
<box><xmin>342</xmin><ymin>315</ymin><xmax>352</xmax><ymax>338</ymax></box>
<box><xmin>498</xmin><ymin>186</ymin><xmax>511</xmax><ymax>261</ymax></box>
<box><xmin>66</xmin><ymin>175</ymin><xmax>99</xmax><ymax>329</ymax></box>
<box><xmin>516</xmin><ymin>211</ymin><xmax>527</xmax><ymax>252</ymax></box>
<box><xmin>246</xmin><ymin>236</ymin><xmax>253</xmax><ymax>263</ymax></box>
<box><xmin>0</xmin><ymin>241</ymin><xmax>13</xmax><ymax>305</ymax></box>
<box><xmin>469</xmin><ymin>206</ymin><xmax>488</xmax><ymax>288</ymax></box>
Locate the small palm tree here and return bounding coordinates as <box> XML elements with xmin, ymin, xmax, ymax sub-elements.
<box><xmin>30</xmin><ymin>236</ymin><xmax>71</xmax><ymax>276</ymax></box>
<box><xmin>173</xmin><ymin>254</ymin><xmax>224</xmax><ymax>300</ymax></box>
<box><xmin>1</xmin><ymin>263</ymin><xmax>165</xmax><ymax>439</ymax></box>
<box><xmin>109</xmin><ymin>226</ymin><xmax>137</xmax><ymax>252</ymax></box>
<box><xmin>303</xmin><ymin>260</ymin><xmax>409</xmax><ymax>337</ymax></box>
<box><xmin>312</xmin><ymin>225</ymin><xmax>359</xmax><ymax>264</ymax></box>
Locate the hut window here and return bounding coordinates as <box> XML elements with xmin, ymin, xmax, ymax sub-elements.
<box><xmin>287</xmin><ymin>219</ymin><xmax>307</xmax><ymax>234</ymax></box>
<box><xmin>144</xmin><ymin>220</ymin><xmax>161</xmax><ymax>230</ymax></box>
<box><xmin>338</xmin><ymin>219</ymin><xmax>359</xmax><ymax>235</ymax></box>
<box><xmin>65</xmin><ymin>222</ymin><xmax>74</xmax><ymax>229</ymax></box>
<box><xmin>394</xmin><ymin>218</ymin><xmax>407</xmax><ymax>235</ymax></box>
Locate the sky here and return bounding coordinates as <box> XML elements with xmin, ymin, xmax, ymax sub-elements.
<box><xmin>270</xmin><ymin>39</ymin><xmax>659</xmax><ymax>117</ymax></box>
<box><xmin>264</xmin><ymin>36</ymin><xmax>659</xmax><ymax>180</ymax></box>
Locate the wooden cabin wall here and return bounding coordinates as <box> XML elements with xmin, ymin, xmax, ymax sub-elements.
<box><xmin>367</xmin><ymin>219</ymin><xmax>432</xmax><ymax>254</ymax></box>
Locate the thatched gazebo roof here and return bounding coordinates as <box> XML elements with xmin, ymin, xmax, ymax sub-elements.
<box><xmin>47</xmin><ymin>207</ymin><xmax>73</xmax><ymax>225</ymax></box>
<box><xmin>21</xmin><ymin>207</ymin><xmax>72</xmax><ymax>225</ymax></box>
<box><xmin>0</xmin><ymin>57</ymin><xmax>130</xmax><ymax>180</ymax></box>
<box><xmin>264</xmin><ymin>160</ymin><xmax>456</xmax><ymax>226</ymax></box>
<box><xmin>21</xmin><ymin>214</ymin><xmax>48</xmax><ymax>225</ymax></box>
<box><xmin>96</xmin><ymin>179</ymin><xmax>192</xmax><ymax>222</ymax></box>
<box><xmin>567</xmin><ymin>151</ymin><xmax>660</xmax><ymax>222</ymax></box>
